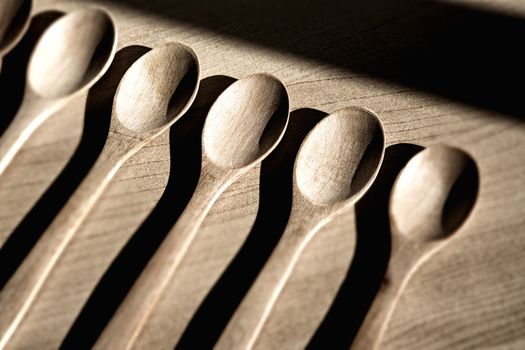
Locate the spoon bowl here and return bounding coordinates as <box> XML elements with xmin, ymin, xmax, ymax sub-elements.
<box><xmin>28</xmin><ymin>7</ymin><xmax>115</xmax><ymax>98</ymax></box>
<box><xmin>295</xmin><ymin>106</ymin><xmax>384</xmax><ymax>205</ymax></box>
<box><xmin>0</xmin><ymin>0</ymin><xmax>32</xmax><ymax>58</ymax></box>
<box><xmin>114</xmin><ymin>42</ymin><xmax>199</xmax><ymax>133</ymax></box>
<box><xmin>389</xmin><ymin>144</ymin><xmax>479</xmax><ymax>242</ymax></box>
<box><xmin>203</xmin><ymin>73</ymin><xmax>289</xmax><ymax>168</ymax></box>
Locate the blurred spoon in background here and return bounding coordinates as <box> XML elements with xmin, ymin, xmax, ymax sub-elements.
<box><xmin>0</xmin><ymin>0</ymin><xmax>32</xmax><ymax>72</ymax></box>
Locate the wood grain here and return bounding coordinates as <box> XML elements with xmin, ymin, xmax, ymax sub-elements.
<box><xmin>0</xmin><ymin>0</ymin><xmax>524</xmax><ymax>349</ymax></box>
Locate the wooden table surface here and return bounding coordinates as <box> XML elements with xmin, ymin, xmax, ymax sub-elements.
<box><xmin>1</xmin><ymin>0</ymin><xmax>524</xmax><ymax>348</ymax></box>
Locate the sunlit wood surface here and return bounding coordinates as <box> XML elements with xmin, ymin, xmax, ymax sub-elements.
<box><xmin>1</xmin><ymin>0</ymin><xmax>524</xmax><ymax>348</ymax></box>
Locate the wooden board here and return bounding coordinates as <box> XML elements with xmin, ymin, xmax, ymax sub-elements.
<box><xmin>1</xmin><ymin>0</ymin><xmax>524</xmax><ymax>348</ymax></box>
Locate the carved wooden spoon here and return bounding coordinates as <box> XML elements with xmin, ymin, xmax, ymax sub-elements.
<box><xmin>0</xmin><ymin>42</ymin><xmax>200</xmax><ymax>349</ymax></box>
<box><xmin>94</xmin><ymin>73</ymin><xmax>290</xmax><ymax>350</ymax></box>
<box><xmin>0</xmin><ymin>8</ymin><xmax>116</xmax><ymax>175</ymax></box>
<box><xmin>0</xmin><ymin>0</ymin><xmax>32</xmax><ymax>71</ymax></box>
<box><xmin>216</xmin><ymin>106</ymin><xmax>385</xmax><ymax>350</ymax></box>
<box><xmin>351</xmin><ymin>145</ymin><xmax>479</xmax><ymax>350</ymax></box>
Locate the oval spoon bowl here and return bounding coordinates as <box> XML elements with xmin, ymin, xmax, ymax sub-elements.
<box><xmin>27</xmin><ymin>7</ymin><xmax>116</xmax><ymax>98</ymax></box>
<box><xmin>114</xmin><ymin>42</ymin><xmax>200</xmax><ymax>133</ymax></box>
<box><xmin>295</xmin><ymin>106</ymin><xmax>385</xmax><ymax>205</ymax></box>
<box><xmin>390</xmin><ymin>144</ymin><xmax>479</xmax><ymax>241</ymax></box>
<box><xmin>203</xmin><ymin>73</ymin><xmax>289</xmax><ymax>168</ymax></box>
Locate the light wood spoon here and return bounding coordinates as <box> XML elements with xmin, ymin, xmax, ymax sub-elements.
<box><xmin>0</xmin><ymin>8</ymin><xmax>116</xmax><ymax>176</ymax></box>
<box><xmin>94</xmin><ymin>73</ymin><xmax>290</xmax><ymax>350</ymax></box>
<box><xmin>0</xmin><ymin>42</ymin><xmax>200</xmax><ymax>349</ymax></box>
<box><xmin>351</xmin><ymin>144</ymin><xmax>479</xmax><ymax>350</ymax></box>
<box><xmin>0</xmin><ymin>0</ymin><xmax>32</xmax><ymax>71</ymax></box>
<box><xmin>216</xmin><ymin>106</ymin><xmax>385</xmax><ymax>350</ymax></box>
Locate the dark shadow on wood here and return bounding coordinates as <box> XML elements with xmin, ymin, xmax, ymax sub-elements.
<box><xmin>105</xmin><ymin>0</ymin><xmax>524</xmax><ymax>120</ymax></box>
<box><xmin>176</xmin><ymin>108</ymin><xmax>328</xmax><ymax>349</ymax></box>
<box><xmin>61</xmin><ymin>75</ymin><xmax>236</xmax><ymax>350</ymax></box>
<box><xmin>307</xmin><ymin>143</ymin><xmax>425</xmax><ymax>349</ymax></box>
<box><xmin>0</xmin><ymin>11</ymin><xmax>63</xmax><ymax>135</ymax></box>
<box><xmin>0</xmin><ymin>46</ymin><xmax>150</xmax><ymax>290</ymax></box>
<box><xmin>441</xmin><ymin>154</ymin><xmax>479</xmax><ymax>236</ymax></box>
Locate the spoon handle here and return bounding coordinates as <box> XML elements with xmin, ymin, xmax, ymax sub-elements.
<box><xmin>0</xmin><ymin>96</ymin><xmax>56</xmax><ymax>176</ymax></box>
<box><xmin>0</xmin><ymin>146</ymin><xmax>122</xmax><ymax>349</ymax></box>
<box><xmin>94</xmin><ymin>169</ymin><xmax>228</xmax><ymax>350</ymax></box>
<box><xmin>351</xmin><ymin>235</ymin><xmax>441</xmax><ymax>350</ymax></box>
<box><xmin>215</xmin><ymin>210</ymin><xmax>315</xmax><ymax>350</ymax></box>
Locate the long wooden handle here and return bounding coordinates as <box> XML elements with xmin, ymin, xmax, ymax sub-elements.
<box><xmin>0</xmin><ymin>96</ymin><xmax>57</xmax><ymax>176</ymax></box>
<box><xmin>94</xmin><ymin>170</ymin><xmax>228</xmax><ymax>350</ymax></box>
<box><xmin>215</xmin><ymin>210</ymin><xmax>316</xmax><ymax>350</ymax></box>
<box><xmin>0</xmin><ymin>151</ymin><xmax>121</xmax><ymax>349</ymax></box>
<box><xmin>351</xmin><ymin>235</ymin><xmax>442</xmax><ymax>350</ymax></box>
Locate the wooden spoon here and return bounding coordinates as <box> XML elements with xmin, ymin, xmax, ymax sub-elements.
<box><xmin>0</xmin><ymin>0</ymin><xmax>32</xmax><ymax>71</ymax></box>
<box><xmin>351</xmin><ymin>145</ymin><xmax>479</xmax><ymax>350</ymax></box>
<box><xmin>0</xmin><ymin>8</ymin><xmax>116</xmax><ymax>176</ymax></box>
<box><xmin>94</xmin><ymin>73</ymin><xmax>290</xmax><ymax>350</ymax></box>
<box><xmin>0</xmin><ymin>42</ymin><xmax>200</xmax><ymax>349</ymax></box>
<box><xmin>216</xmin><ymin>106</ymin><xmax>385</xmax><ymax>350</ymax></box>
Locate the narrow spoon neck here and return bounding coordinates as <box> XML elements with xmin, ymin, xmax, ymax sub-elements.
<box><xmin>98</xmin><ymin>130</ymin><xmax>146</xmax><ymax>167</ymax></box>
<box><xmin>20</xmin><ymin>88</ymin><xmax>62</xmax><ymax>113</ymax></box>
<box><xmin>389</xmin><ymin>233</ymin><xmax>446</xmax><ymax>282</ymax></box>
<box><xmin>183</xmin><ymin>165</ymin><xmax>234</xmax><ymax>216</ymax></box>
<box><xmin>286</xmin><ymin>194</ymin><xmax>328</xmax><ymax>239</ymax></box>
